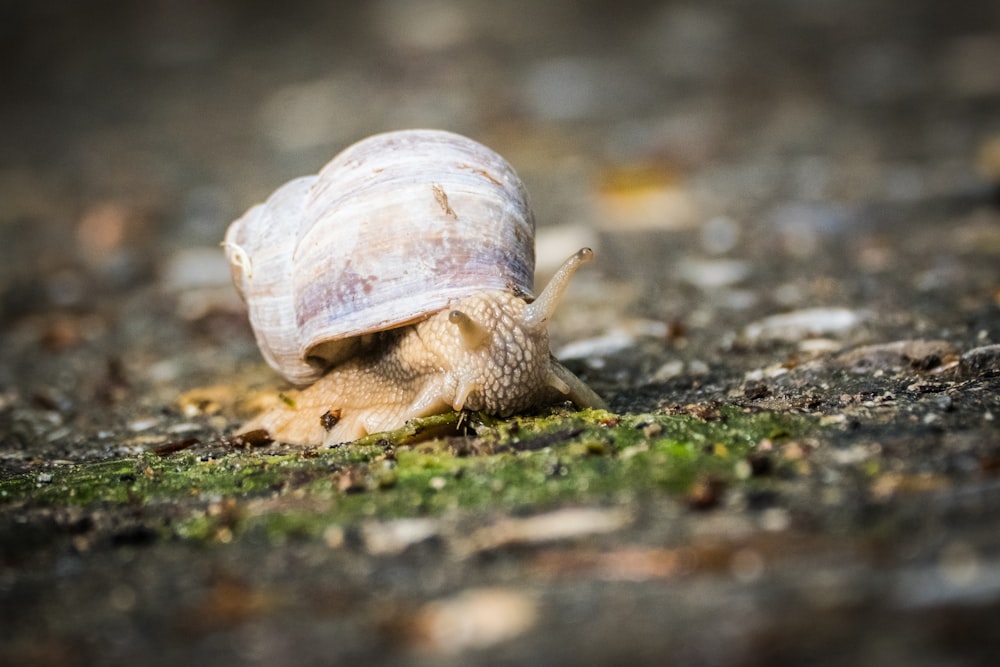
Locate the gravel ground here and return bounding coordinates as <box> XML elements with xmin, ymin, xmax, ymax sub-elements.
<box><xmin>2</xmin><ymin>1</ymin><xmax>1000</xmax><ymax>665</ymax></box>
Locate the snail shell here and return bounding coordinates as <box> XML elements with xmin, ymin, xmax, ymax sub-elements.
<box><xmin>225</xmin><ymin>129</ymin><xmax>603</xmax><ymax>444</ymax></box>
<box><xmin>225</xmin><ymin>129</ymin><xmax>534</xmax><ymax>385</ymax></box>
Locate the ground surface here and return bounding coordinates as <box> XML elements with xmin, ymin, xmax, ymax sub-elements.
<box><xmin>2</xmin><ymin>1</ymin><xmax>1000</xmax><ymax>665</ymax></box>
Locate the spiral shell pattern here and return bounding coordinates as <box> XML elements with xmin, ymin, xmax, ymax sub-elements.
<box><xmin>225</xmin><ymin>129</ymin><xmax>536</xmax><ymax>385</ymax></box>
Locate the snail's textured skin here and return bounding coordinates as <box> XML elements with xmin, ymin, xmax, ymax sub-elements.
<box><xmin>243</xmin><ymin>281</ymin><xmax>603</xmax><ymax>445</ymax></box>
<box><xmin>225</xmin><ymin>130</ymin><xmax>603</xmax><ymax>445</ymax></box>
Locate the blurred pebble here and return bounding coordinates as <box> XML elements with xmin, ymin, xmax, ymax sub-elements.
<box><xmin>165</xmin><ymin>422</ymin><xmax>203</xmax><ymax>434</ymax></box>
<box><xmin>835</xmin><ymin>339</ymin><xmax>957</xmax><ymax>373</ymax></box>
<box><xmin>412</xmin><ymin>588</ymin><xmax>538</xmax><ymax>655</ymax></box>
<box><xmin>729</xmin><ymin>548</ymin><xmax>765</xmax><ymax>583</ymax></box>
<box><xmin>109</xmin><ymin>584</ymin><xmax>138</xmax><ymax>612</ymax></box>
<box><xmin>556</xmin><ymin>319</ymin><xmax>671</xmax><ymax>361</ymax></box>
<box><xmin>128</xmin><ymin>418</ymin><xmax>160</xmax><ymax>432</ymax></box>
<box><xmin>798</xmin><ymin>338</ymin><xmax>844</xmax><ymax>355</ymax></box>
<box><xmin>361</xmin><ymin>518</ymin><xmax>440</xmax><ymax>556</ymax></box>
<box><xmin>759</xmin><ymin>507</ymin><xmax>791</xmax><ymax>532</ymax></box>
<box><xmin>147</xmin><ymin>360</ymin><xmax>181</xmax><ymax>384</ymax></box>
<box><xmin>959</xmin><ymin>344</ymin><xmax>1000</xmax><ymax>378</ymax></box>
<box><xmin>652</xmin><ymin>359</ymin><xmax>685</xmax><ymax>382</ymax></box>
<box><xmin>976</xmin><ymin>135</ymin><xmax>1000</xmax><ymax>184</ymax></box>
<box><xmin>555</xmin><ymin>330</ymin><xmax>635</xmax><ymax>360</ymax></box>
<box><xmin>38</xmin><ymin>313</ymin><xmax>106</xmax><ymax>351</ymax></box>
<box><xmin>743</xmin><ymin>307</ymin><xmax>863</xmax><ymax>343</ymax></box>
<box><xmin>323</xmin><ymin>525</ymin><xmax>345</xmax><ymax>549</ymax></box>
<box><xmin>893</xmin><ymin>543</ymin><xmax>1000</xmax><ymax>609</ymax></box>
<box><xmin>939</xmin><ymin>541</ymin><xmax>980</xmax><ymax>587</ymax></box>
<box><xmin>529</xmin><ymin>546</ymin><xmax>684</xmax><ymax>581</ymax></box>
<box><xmin>76</xmin><ymin>202</ymin><xmax>128</xmax><ymax>268</ymax></box>
<box><xmin>458</xmin><ymin>507</ymin><xmax>631</xmax><ymax>557</ymax></box>
<box><xmin>677</xmin><ymin>257</ymin><xmax>750</xmax><ymax>289</ymax></box>
<box><xmin>178</xmin><ymin>385</ymin><xmax>236</xmax><ymax>416</ymax></box>
<box><xmin>768</xmin><ymin>203</ymin><xmax>852</xmax><ymax>259</ymax></box>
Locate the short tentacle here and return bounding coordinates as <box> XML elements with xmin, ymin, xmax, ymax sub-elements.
<box><xmin>548</xmin><ymin>360</ymin><xmax>607</xmax><ymax>410</ymax></box>
<box><xmin>449</xmin><ymin>309</ymin><xmax>488</xmax><ymax>349</ymax></box>
<box><xmin>453</xmin><ymin>376</ymin><xmax>479</xmax><ymax>411</ymax></box>
<box><xmin>547</xmin><ymin>371</ymin><xmax>571</xmax><ymax>394</ymax></box>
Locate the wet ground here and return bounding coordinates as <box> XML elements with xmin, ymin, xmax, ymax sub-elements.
<box><xmin>2</xmin><ymin>1</ymin><xmax>1000</xmax><ymax>664</ymax></box>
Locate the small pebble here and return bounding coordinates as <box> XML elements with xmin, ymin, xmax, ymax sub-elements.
<box><xmin>677</xmin><ymin>257</ymin><xmax>750</xmax><ymax>289</ymax></box>
<box><xmin>744</xmin><ymin>307</ymin><xmax>863</xmax><ymax>343</ymax></box>
<box><xmin>413</xmin><ymin>588</ymin><xmax>538</xmax><ymax>655</ymax></box>
<box><xmin>361</xmin><ymin>518</ymin><xmax>440</xmax><ymax>556</ymax></box>
<box><xmin>959</xmin><ymin>344</ymin><xmax>1000</xmax><ymax>378</ymax></box>
<box><xmin>128</xmin><ymin>418</ymin><xmax>159</xmax><ymax>432</ymax></box>
<box><xmin>836</xmin><ymin>339</ymin><xmax>956</xmax><ymax>373</ymax></box>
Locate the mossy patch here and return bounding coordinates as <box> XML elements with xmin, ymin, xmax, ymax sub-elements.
<box><xmin>0</xmin><ymin>407</ymin><xmax>814</xmax><ymax>544</ymax></box>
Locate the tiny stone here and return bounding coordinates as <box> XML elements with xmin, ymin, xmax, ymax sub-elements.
<box><xmin>323</xmin><ymin>525</ymin><xmax>345</xmax><ymax>549</ymax></box>
<box><xmin>933</xmin><ymin>394</ymin><xmax>954</xmax><ymax>412</ymax></box>
<box><xmin>959</xmin><ymin>344</ymin><xmax>1000</xmax><ymax>378</ymax></box>
<box><xmin>760</xmin><ymin>508</ymin><xmax>791</xmax><ymax>532</ymax></box>
<box><xmin>337</xmin><ymin>467</ymin><xmax>368</xmax><ymax>493</ymax></box>
<box><xmin>744</xmin><ymin>308</ymin><xmax>862</xmax><ymax>343</ymax></box>
<box><xmin>652</xmin><ymin>359</ymin><xmax>684</xmax><ymax>381</ymax></box>
<box><xmin>642</xmin><ymin>422</ymin><xmax>663</xmax><ymax>438</ymax></box>
<box><xmin>128</xmin><ymin>418</ymin><xmax>159</xmax><ymax>432</ymax></box>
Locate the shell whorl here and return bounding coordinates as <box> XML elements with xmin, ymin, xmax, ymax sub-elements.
<box><xmin>225</xmin><ymin>129</ymin><xmax>536</xmax><ymax>385</ymax></box>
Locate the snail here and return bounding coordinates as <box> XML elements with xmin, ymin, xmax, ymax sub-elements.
<box><xmin>224</xmin><ymin>129</ymin><xmax>604</xmax><ymax>445</ymax></box>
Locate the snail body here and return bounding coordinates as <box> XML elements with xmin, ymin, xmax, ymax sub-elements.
<box><xmin>225</xmin><ymin>129</ymin><xmax>603</xmax><ymax>445</ymax></box>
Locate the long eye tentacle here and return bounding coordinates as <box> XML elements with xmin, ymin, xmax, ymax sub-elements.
<box><xmin>522</xmin><ymin>248</ymin><xmax>593</xmax><ymax>329</ymax></box>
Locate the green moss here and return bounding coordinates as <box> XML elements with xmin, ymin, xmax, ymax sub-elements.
<box><xmin>0</xmin><ymin>407</ymin><xmax>814</xmax><ymax>543</ymax></box>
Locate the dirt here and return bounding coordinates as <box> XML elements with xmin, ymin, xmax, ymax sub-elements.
<box><xmin>2</xmin><ymin>1</ymin><xmax>1000</xmax><ymax>665</ymax></box>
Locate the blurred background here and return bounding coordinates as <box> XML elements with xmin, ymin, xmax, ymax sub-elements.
<box><xmin>2</xmin><ymin>2</ymin><xmax>1000</xmax><ymax>664</ymax></box>
<box><xmin>3</xmin><ymin>0</ymin><xmax>998</xmax><ymax>298</ymax></box>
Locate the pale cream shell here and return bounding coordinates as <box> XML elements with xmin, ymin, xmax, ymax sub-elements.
<box><xmin>225</xmin><ymin>129</ymin><xmax>536</xmax><ymax>385</ymax></box>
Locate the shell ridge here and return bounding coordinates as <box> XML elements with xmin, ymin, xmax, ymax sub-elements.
<box><xmin>225</xmin><ymin>129</ymin><xmax>536</xmax><ymax>385</ymax></box>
